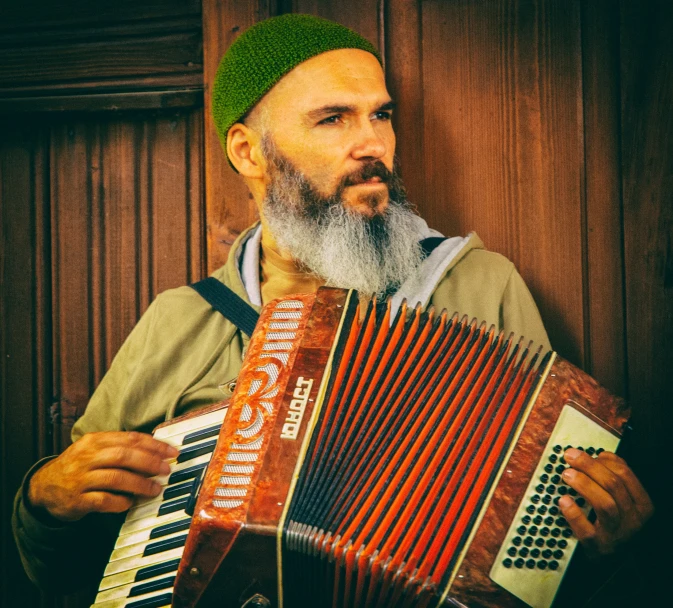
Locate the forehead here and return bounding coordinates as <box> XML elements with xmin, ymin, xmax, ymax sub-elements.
<box><xmin>260</xmin><ymin>48</ymin><xmax>390</xmax><ymax>116</ymax></box>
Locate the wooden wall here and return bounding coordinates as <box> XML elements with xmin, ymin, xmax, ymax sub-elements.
<box><xmin>1</xmin><ymin>0</ymin><xmax>670</xmax><ymax>606</ymax></box>
<box><xmin>0</xmin><ymin>2</ymin><xmax>206</xmax><ymax>607</ymax></box>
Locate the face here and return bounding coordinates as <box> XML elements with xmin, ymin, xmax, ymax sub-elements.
<box><xmin>252</xmin><ymin>48</ymin><xmax>396</xmax><ymax>217</ymax></box>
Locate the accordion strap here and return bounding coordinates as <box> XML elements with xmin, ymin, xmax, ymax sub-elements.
<box><xmin>419</xmin><ymin>236</ymin><xmax>448</xmax><ymax>258</ymax></box>
<box><xmin>190</xmin><ymin>277</ymin><xmax>260</xmax><ymax>337</ymax></box>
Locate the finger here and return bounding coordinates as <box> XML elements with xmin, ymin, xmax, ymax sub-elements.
<box><xmin>90</xmin><ymin>446</ymin><xmax>172</xmax><ymax>477</ymax></box>
<box><xmin>596</xmin><ymin>452</ymin><xmax>655</xmax><ymax>517</ymax></box>
<box><xmin>558</xmin><ymin>495</ymin><xmax>600</xmax><ymax>555</ymax></box>
<box><xmin>84</xmin><ymin>469</ymin><xmax>163</xmax><ymax>498</ymax></box>
<box><xmin>563</xmin><ymin>448</ymin><xmax>634</xmax><ymax>517</ymax></box>
<box><xmin>561</xmin><ymin>467</ymin><xmax>621</xmax><ymax>532</ymax></box>
<box><xmin>78</xmin><ymin>431</ymin><xmax>179</xmax><ymax>459</ymax></box>
<box><xmin>82</xmin><ymin>491</ymin><xmax>135</xmax><ymax>515</ymax></box>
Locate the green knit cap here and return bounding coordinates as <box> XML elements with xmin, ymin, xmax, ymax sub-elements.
<box><xmin>212</xmin><ymin>14</ymin><xmax>382</xmax><ymax>168</ymax></box>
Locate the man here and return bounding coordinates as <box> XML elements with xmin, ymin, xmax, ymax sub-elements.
<box><xmin>14</xmin><ymin>13</ymin><xmax>652</xmax><ymax>598</ymax></box>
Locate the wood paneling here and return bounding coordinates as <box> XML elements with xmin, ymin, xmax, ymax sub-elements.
<box><xmin>0</xmin><ymin>121</ymin><xmax>52</xmax><ymax>608</ymax></box>
<box><xmin>620</xmin><ymin>0</ymin><xmax>673</xmax><ymax>497</ymax></box>
<box><xmin>202</xmin><ymin>0</ymin><xmax>267</xmax><ymax>272</ymax></box>
<box><xmin>0</xmin><ymin>0</ymin><xmax>203</xmax><ymax>112</ymax></box>
<box><xmin>0</xmin><ymin>0</ymin><xmax>201</xmax><ymax>31</ymax></box>
<box><xmin>291</xmin><ymin>0</ymin><xmax>382</xmax><ymax>53</ymax></box>
<box><xmin>418</xmin><ymin>0</ymin><xmax>586</xmax><ymax>365</ymax></box>
<box><xmin>50</xmin><ymin>111</ymin><xmax>205</xmax><ymax>445</ymax></box>
<box><xmin>580</xmin><ymin>0</ymin><xmax>626</xmax><ymax>396</ymax></box>
<box><xmin>386</xmin><ymin>0</ymin><xmax>426</xmax><ymax>209</ymax></box>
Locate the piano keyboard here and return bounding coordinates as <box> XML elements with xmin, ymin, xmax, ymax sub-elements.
<box><xmin>91</xmin><ymin>407</ymin><xmax>228</xmax><ymax>608</ymax></box>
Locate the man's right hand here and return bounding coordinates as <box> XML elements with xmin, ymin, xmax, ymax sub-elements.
<box><xmin>27</xmin><ymin>432</ymin><xmax>179</xmax><ymax>522</ymax></box>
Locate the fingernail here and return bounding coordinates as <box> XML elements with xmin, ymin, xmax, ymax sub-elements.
<box><xmin>564</xmin><ymin>448</ymin><xmax>581</xmax><ymax>461</ymax></box>
<box><xmin>166</xmin><ymin>445</ymin><xmax>179</xmax><ymax>457</ymax></box>
<box><xmin>151</xmin><ymin>482</ymin><xmax>162</xmax><ymax>496</ymax></box>
<box><xmin>160</xmin><ymin>461</ymin><xmax>171</xmax><ymax>475</ymax></box>
<box><xmin>562</xmin><ymin>468</ymin><xmax>576</xmax><ymax>481</ymax></box>
<box><xmin>558</xmin><ymin>495</ymin><xmax>573</xmax><ymax>509</ymax></box>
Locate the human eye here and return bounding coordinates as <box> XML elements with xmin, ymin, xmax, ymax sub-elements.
<box><xmin>373</xmin><ymin>110</ymin><xmax>392</xmax><ymax>121</ymax></box>
<box><xmin>318</xmin><ymin>114</ymin><xmax>342</xmax><ymax>125</ymax></box>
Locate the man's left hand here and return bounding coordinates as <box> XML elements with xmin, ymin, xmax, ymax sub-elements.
<box><xmin>558</xmin><ymin>448</ymin><xmax>654</xmax><ymax>557</ymax></box>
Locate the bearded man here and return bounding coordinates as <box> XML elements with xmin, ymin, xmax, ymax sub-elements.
<box><xmin>14</xmin><ymin>13</ymin><xmax>652</xmax><ymax>601</ymax></box>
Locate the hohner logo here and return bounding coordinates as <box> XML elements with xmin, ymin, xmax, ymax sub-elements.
<box><xmin>212</xmin><ymin>299</ymin><xmax>305</xmax><ymax>510</ymax></box>
<box><xmin>280</xmin><ymin>377</ymin><xmax>314</xmax><ymax>440</ymax></box>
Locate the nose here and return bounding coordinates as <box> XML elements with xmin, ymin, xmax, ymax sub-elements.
<box><xmin>350</xmin><ymin>120</ymin><xmax>387</xmax><ymax>161</ymax></box>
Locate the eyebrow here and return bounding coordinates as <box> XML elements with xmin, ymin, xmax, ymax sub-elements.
<box><xmin>306</xmin><ymin>100</ymin><xmax>397</xmax><ymax>121</ymax></box>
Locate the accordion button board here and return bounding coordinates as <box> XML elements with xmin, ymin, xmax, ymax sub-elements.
<box><xmin>489</xmin><ymin>403</ymin><xmax>621</xmax><ymax>608</ymax></box>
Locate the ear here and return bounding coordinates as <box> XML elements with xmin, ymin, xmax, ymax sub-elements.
<box><xmin>227</xmin><ymin>123</ymin><xmax>265</xmax><ymax>178</ymax></box>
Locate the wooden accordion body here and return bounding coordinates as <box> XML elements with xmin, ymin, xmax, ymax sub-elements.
<box><xmin>170</xmin><ymin>288</ymin><xmax>629</xmax><ymax>608</ymax></box>
<box><xmin>95</xmin><ymin>287</ymin><xmax>629</xmax><ymax>608</ymax></box>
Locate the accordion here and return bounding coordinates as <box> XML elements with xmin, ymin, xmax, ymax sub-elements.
<box><xmin>93</xmin><ymin>287</ymin><xmax>629</xmax><ymax>608</ymax></box>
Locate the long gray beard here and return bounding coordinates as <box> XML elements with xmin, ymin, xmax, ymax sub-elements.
<box><xmin>262</xmin><ymin>144</ymin><xmax>426</xmax><ymax>298</ymax></box>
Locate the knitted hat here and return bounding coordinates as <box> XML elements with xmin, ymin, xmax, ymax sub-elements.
<box><xmin>212</xmin><ymin>14</ymin><xmax>382</xmax><ymax>168</ymax></box>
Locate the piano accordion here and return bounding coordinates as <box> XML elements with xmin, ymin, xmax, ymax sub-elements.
<box><xmin>93</xmin><ymin>287</ymin><xmax>629</xmax><ymax>608</ymax></box>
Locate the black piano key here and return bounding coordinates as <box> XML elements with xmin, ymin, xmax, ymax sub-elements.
<box><xmin>158</xmin><ymin>496</ymin><xmax>189</xmax><ymax>517</ymax></box>
<box><xmin>185</xmin><ymin>467</ymin><xmax>207</xmax><ymax>517</ymax></box>
<box><xmin>129</xmin><ymin>575</ymin><xmax>176</xmax><ymax>597</ymax></box>
<box><xmin>149</xmin><ymin>518</ymin><xmax>192</xmax><ymax>540</ymax></box>
<box><xmin>143</xmin><ymin>534</ymin><xmax>188</xmax><ymax>557</ymax></box>
<box><xmin>127</xmin><ymin>592</ymin><xmax>173</xmax><ymax>608</ymax></box>
<box><xmin>182</xmin><ymin>424</ymin><xmax>221</xmax><ymax>445</ymax></box>
<box><xmin>176</xmin><ymin>439</ymin><xmax>217</xmax><ymax>463</ymax></box>
<box><xmin>135</xmin><ymin>558</ymin><xmax>181</xmax><ymax>582</ymax></box>
<box><xmin>163</xmin><ymin>480</ymin><xmax>194</xmax><ymax>501</ymax></box>
<box><xmin>168</xmin><ymin>462</ymin><xmax>207</xmax><ymax>485</ymax></box>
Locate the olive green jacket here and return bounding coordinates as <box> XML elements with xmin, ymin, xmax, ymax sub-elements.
<box><xmin>13</xmin><ymin>225</ymin><xmax>550</xmax><ymax>592</ymax></box>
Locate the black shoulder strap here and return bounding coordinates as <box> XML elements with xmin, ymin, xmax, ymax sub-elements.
<box><xmin>419</xmin><ymin>236</ymin><xmax>448</xmax><ymax>259</ymax></box>
<box><xmin>191</xmin><ymin>277</ymin><xmax>260</xmax><ymax>338</ymax></box>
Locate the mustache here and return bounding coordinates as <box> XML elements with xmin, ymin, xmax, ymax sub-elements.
<box><xmin>340</xmin><ymin>161</ymin><xmax>393</xmax><ymax>187</ymax></box>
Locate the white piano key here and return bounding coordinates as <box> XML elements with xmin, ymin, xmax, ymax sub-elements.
<box><xmin>120</xmin><ymin>506</ymin><xmax>192</xmax><ymax>537</ymax></box>
<box><xmin>97</xmin><ymin>557</ymin><xmax>182</xmax><ymax>592</ymax></box>
<box><xmin>109</xmin><ymin>529</ymin><xmax>188</xmax><ymax>562</ymax></box>
<box><xmin>91</xmin><ymin>586</ymin><xmax>173</xmax><ymax>608</ymax></box>
<box><xmin>114</xmin><ymin>516</ymin><xmax>191</xmax><ymax>550</ymax></box>
<box><xmin>122</xmin><ymin>453</ymin><xmax>212</xmax><ymax>524</ymax></box>
<box><xmin>94</xmin><ymin>572</ymin><xmax>176</xmax><ymax>603</ymax></box>
<box><xmin>153</xmin><ymin>408</ymin><xmax>228</xmax><ymax>442</ymax></box>
<box><xmin>103</xmin><ymin>546</ymin><xmax>184</xmax><ymax>578</ymax></box>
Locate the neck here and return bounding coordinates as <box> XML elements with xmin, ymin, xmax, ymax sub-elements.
<box><xmin>260</xmin><ymin>219</ymin><xmax>298</xmax><ymax>264</ymax></box>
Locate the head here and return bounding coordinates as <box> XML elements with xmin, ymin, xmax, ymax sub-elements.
<box><xmin>213</xmin><ymin>15</ymin><xmax>426</xmax><ymax>296</ymax></box>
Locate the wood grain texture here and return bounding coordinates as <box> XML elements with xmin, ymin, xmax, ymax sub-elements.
<box><xmin>579</xmin><ymin>0</ymin><xmax>626</xmax><ymax>396</ymax></box>
<box><xmin>385</xmin><ymin>0</ymin><xmax>426</xmax><ymax>213</ymax></box>
<box><xmin>620</xmin><ymin>0</ymin><xmax>673</xmax><ymax>500</ymax></box>
<box><xmin>0</xmin><ymin>121</ymin><xmax>51</xmax><ymax>608</ymax></box>
<box><xmin>50</xmin><ymin>111</ymin><xmax>205</xmax><ymax>446</ymax></box>
<box><xmin>0</xmin><ymin>0</ymin><xmax>203</xmax><ymax>111</ymax></box>
<box><xmin>0</xmin><ymin>0</ymin><xmax>201</xmax><ymax>31</ymax></box>
<box><xmin>418</xmin><ymin>0</ymin><xmax>586</xmax><ymax>366</ymax></box>
<box><xmin>291</xmin><ymin>0</ymin><xmax>382</xmax><ymax>53</ymax></box>
<box><xmin>202</xmin><ymin>0</ymin><xmax>266</xmax><ymax>273</ymax></box>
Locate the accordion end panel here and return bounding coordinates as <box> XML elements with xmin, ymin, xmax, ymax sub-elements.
<box><xmin>445</xmin><ymin>355</ymin><xmax>630</xmax><ymax>608</ymax></box>
<box><xmin>173</xmin><ymin>292</ymin><xmax>323</xmax><ymax>608</ymax></box>
<box><xmin>174</xmin><ymin>288</ymin><xmax>355</xmax><ymax>608</ymax></box>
